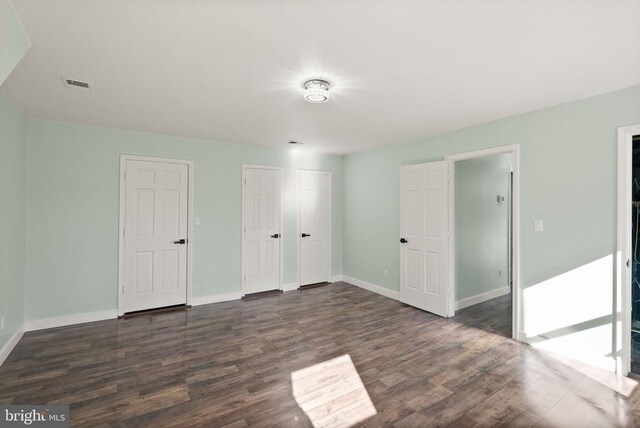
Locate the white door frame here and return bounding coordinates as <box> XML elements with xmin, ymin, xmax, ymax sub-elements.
<box><xmin>297</xmin><ymin>169</ymin><xmax>332</xmax><ymax>286</ymax></box>
<box><xmin>617</xmin><ymin>124</ymin><xmax>640</xmax><ymax>375</ymax></box>
<box><xmin>117</xmin><ymin>155</ymin><xmax>194</xmax><ymax>316</ymax></box>
<box><xmin>241</xmin><ymin>164</ymin><xmax>284</xmax><ymax>296</ymax></box>
<box><xmin>445</xmin><ymin>144</ymin><xmax>521</xmax><ymax>340</ymax></box>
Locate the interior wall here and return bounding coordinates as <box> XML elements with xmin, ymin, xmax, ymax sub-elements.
<box><xmin>455</xmin><ymin>154</ymin><xmax>511</xmax><ymax>302</ymax></box>
<box><xmin>344</xmin><ymin>85</ymin><xmax>640</xmax><ymax>369</ymax></box>
<box><xmin>25</xmin><ymin>119</ymin><xmax>344</xmax><ymax>321</ymax></box>
<box><xmin>0</xmin><ymin>91</ymin><xmax>27</xmax><ymax>354</ymax></box>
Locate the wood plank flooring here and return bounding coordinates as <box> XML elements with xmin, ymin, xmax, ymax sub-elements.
<box><xmin>1</xmin><ymin>282</ymin><xmax>639</xmax><ymax>427</ymax></box>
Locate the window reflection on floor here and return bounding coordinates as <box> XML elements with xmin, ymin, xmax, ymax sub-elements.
<box><xmin>291</xmin><ymin>354</ymin><xmax>377</xmax><ymax>427</ymax></box>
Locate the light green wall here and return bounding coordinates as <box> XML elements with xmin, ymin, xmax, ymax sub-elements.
<box><xmin>0</xmin><ymin>0</ymin><xmax>30</xmax><ymax>86</ymax></box>
<box><xmin>25</xmin><ymin>120</ymin><xmax>344</xmax><ymax>320</ymax></box>
<box><xmin>344</xmin><ymin>85</ymin><xmax>640</xmax><ymax>367</ymax></box>
<box><xmin>345</xmin><ymin>85</ymin><xmax>640</xmax><ymax>290</ymax></box>
<box><xmin>455</xmin><ymin>154</ymin><xmax>511</xmax><ymax>301</ymax></box>
<box><xmin>0</xmin><ymin>91</ymin><xmax>27</xmax><ymax>352</ymax></box>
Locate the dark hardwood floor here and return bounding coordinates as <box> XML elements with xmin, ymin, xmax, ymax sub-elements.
<box><xmin>1</xmin><ymin>282</ymin><xmax>639</xmax><ymax>427</ymax></box>
<box><xmin>454</xmin><ymin>292</ymin><xmax>512</xmax><ymax>338</ymax></box>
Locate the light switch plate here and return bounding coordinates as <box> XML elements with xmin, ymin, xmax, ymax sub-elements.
<box><xmin>194</xmin><ymin>217</ymin><xmax>201</xmax><ymax>226</ymax></box>
<box><xmin>534</xmin><ymin>220</ymin><xmax>544</xmax><ymax>232</ymax></box>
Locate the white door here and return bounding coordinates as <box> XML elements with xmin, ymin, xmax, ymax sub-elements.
<box><xmin>299</xmin><ymin>170</ymin><xmax>332</xmax><ymax>286</ymax></box>
<box><xmin>123</xmin><ymin>160</ymin><xmax>189</xmax><ymax>313</ymax></box>
<box><xmin>242</xmin><ymin>166</ymin><xmax>282</xmax><ymax>294</ymax></box>
<box><xmin>400</xmin><ymin>161</ymin><xmax>450</xmax><ymax>317</ymax></box>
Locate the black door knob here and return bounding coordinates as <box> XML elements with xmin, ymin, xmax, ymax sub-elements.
<box><xmin>400</xmin><ymin>238</ymin><xmax>408</xmax><ymax>243</ymax></box>
<box><xmin>174</xmin><ymin>239</ymin><xmax>187</xmax><ymax>244</ymax></box>
<box><xmin>301</xmin><ymin>233</ymin><xmax>311</xmax><ymax>237</ymax></box>
<box><xmin>271</xmin><ymin>234</ymin><xmax>280</xmax><ymax>238</ymax></box>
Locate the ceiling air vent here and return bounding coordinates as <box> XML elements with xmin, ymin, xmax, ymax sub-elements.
<box><xmin>62</xmin><ymin>77</ymin><xmax>93</xmax><ymax>92</ymax></box>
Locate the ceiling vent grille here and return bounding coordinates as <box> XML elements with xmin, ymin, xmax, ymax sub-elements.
<box><xmin>62</xmin><ymin>77</ymin><xmax>93</xmax><ymax>92</ymax></box>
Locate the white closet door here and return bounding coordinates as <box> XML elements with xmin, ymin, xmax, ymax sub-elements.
<box><xmin>123</xmin><ymin>160</ymin><xmax>189</xmax><ymax>313</ymax></box>
<box><xmin>399</xmin><ymin>161</ymin><xmax>450</xmax><ymax>317</ymax></box>
<box><xmin>242</xmin><ymin>167</ymin><xmax>282</xmax><ymax>294</ymax></box>
<box><xmin>299</xmin><ymin>170</ymin><xmax>332</xmax><ymax>286</ymax></box>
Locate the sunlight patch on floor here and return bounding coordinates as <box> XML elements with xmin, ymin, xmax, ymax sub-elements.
<box><xmin>291</xmin><ymin>354</ymin><xmax>377</xmax><ymax>428</ymax></box>
<box><xmin>536</xmin><ymin>348</ymin><xmax>639</xmax><ymax>398</ymax></box>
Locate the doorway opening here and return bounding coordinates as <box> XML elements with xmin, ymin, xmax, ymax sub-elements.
<box><xmin>618</xmin><ymin>125</ymin><xmax>640</xmax><ymax>376</ymax></box>
<box><xmin>446</xmin><ymin>145</ymin><xmax>521</xmax><ymax>341</ymax></box>
<box><xmin>631</xmin><ymin>135</ymin><xmax>640</xmax><ymax>375</ymax></box>
<box><xmin>451</xmin><ymin>153</ymin><xmax>513</xmax><ymax>338</ymax></box>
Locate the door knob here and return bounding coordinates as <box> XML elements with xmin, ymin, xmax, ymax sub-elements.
<box><xmin>400</xmin><ymin>238</ymin><xmax>408</xmax><ymax>243</ymax></box>
<box><xmin>301</xmin><ymin>233</ymin><xmax>311</xmax><ymax>237</ymax></box>
<box><xmin>271</xmin><ymin>234</ymin><xmax>281</xmax><ymax>238</ymax></box>
<box><xmin>174</xmin><ymin>239</ymin><xmax>187</xmax><ymax>244</ymax></box>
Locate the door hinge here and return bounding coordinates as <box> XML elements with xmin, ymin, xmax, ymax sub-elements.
<box><xmin>123</xmin><ymin>229</ymin><xmax>126</xmax><ymax>237</ymax></box>
<box><xmin>122</xmin><ymin>285</ymin><xmax>124</xmax><ymax>293</ymax></box>
<box><xmin>124</xmin><ymin>171</ymin><xmax>127</xmax><ymax>180</ymax></box>
<box><xmin>244</xmin><ymin>178</ymin><xmax>246</xmax><ymax>185</ymax></box>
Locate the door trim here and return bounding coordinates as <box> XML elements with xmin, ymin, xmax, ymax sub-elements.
<box><xmin>617</xmin><ymin>124</ymin><xmax>640</xmax><ymax>375</ymax></box>
<box><xmin>241</xmin><ymin>164</ymin><xmax>284</xmax><ymax>297</ymax></box>
<box><xmin>445</xmin><ymin>144</ymin><xmax>521</xmax><ymax>341</ymax></box>
<box><xmin>297</xmin><ymin>169</ymin><xmax>333</xmax><ymax>287</ymax></box>
<box><xmin>117</xmin><ymin>155</ymin><xmax>194</xmax><ymax>316</ymax></box>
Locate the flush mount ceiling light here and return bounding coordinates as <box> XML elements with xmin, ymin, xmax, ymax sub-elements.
<box><xmin>303</xmin><ymin>79</ymin><xmax>330</xmax><ymax>103</ymax></box>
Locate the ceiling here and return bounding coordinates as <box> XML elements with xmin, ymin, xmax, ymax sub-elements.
<box><xmin>4</xmin><ymin>0</ymin><xmax>640</xmax><ymax>154</ymax></box>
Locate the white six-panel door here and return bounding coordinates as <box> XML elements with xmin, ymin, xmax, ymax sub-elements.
<box><xmin>400</xmin><ymin>161</ymin><xmax>450</xmax><ymax>317</ymax></box>
<box><xmin>299</xmin><ymin>170</ymin><xmax>332</xmax><ymax>286</ymax></box>
<box><xmin>242</xmin><ymin>166</ymin><xmax>282</xmax><ymax>294</ymax></box>
<box><xmin>122</xmin><ymin>159</ymin><xmax>189</xmax><ymax>313</ymax></box>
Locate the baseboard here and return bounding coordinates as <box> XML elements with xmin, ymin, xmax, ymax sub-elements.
<box><xmin>331</xmin><ymin>275</ymin><xmax>344</xmax><ymax>283</ymax></box>
<box><xmin>26</xmin><ymin>309</ymin><xmax>118</xmax><ymax>332</ymax></box>
<box><xmin>455</xmin><ymin>286</ymin><xmax>510</xmax><ymax>310</ymax></box>
<box><xmin>516</xmin><ymin>330</ymin><xmax>529</xmax><ymax>342</ymax></box>
<box><xmin>282</xmin><ymin>283</ymin><xmax>299</xmax><ymax>292</ymax></box>
<box><xmin>342</xmin><ymin>276</ymin><xmax>399</xmax><ymax>300</ymax></box>
<box><xmin>0</xmin><ymin>326</ymin><xmax>25</xmax><ymax>367</ymax></box>
<box><xmin>192</xmin><ymin>291</ymin><xmax>242</xmax><ymax>306</ymax></box>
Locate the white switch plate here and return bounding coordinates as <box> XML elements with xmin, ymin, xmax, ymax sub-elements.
<box><xmin>383</xmin><ymin>269</ymin><xmax>389</xmax><ymax>277</ymax></box>
<box><xmin>534</xmin><ymin>220</ymin><xmax>544</xmax><ymax>232</ymax></box>
<box><xmin>194</xmin><ymin>217</ymin><xmax>201</xmax><ymax>226</ymax></box>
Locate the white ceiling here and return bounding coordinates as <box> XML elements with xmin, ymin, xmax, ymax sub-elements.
<box><xmin>4</xmin><ymin>0</ymin><xmax>640</xmax><ymax>154</ymax></box>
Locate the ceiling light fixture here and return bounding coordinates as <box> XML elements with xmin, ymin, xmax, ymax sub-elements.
<box><xmin>303</xmin><ymin>79</ymin><xmax>330</xmax><ymax>103</ymax></box>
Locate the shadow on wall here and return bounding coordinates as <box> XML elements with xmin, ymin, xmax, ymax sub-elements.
<box><xmin>523</xmin><ymin>254</ymin><xmax>617</xmax><ymax>371</ymax></box>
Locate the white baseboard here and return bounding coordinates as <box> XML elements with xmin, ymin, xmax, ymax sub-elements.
<box><xmin>192</xmin><ymin>291</ymin><xmax>242</xmax><ymax>306</ymax></box>
<box><xmin>516</xmin><ymin>330</ymin><xmax>528</xmax><ymax>342</ymax></box>
<box><xmin>26</xmin><ymin>309</ymin><xmax>118</xmax><ymax>332</ymax></box>
<box><xmin>455</xmin><ymin>286</ymin><xmax>510</xmax><ymax>310</ymax></box>
<box><xmin>282</xmin><ymin>283</ymin><xmax>299</xmax><ymax>292</ymax></box>
<box><xmin>331</xmin><ymin>275</ymin><xmax>344</xmax><ymax>283</ymax></box>
<box><xmin>0</xmin><ymin>326</ymin><xmax>25</xmax><ymax>367</ymax></box>
<box><xmin>342</xmin><ymin>276</ymin><xmax>399</xmax><ymax>300</ymax></box>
